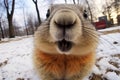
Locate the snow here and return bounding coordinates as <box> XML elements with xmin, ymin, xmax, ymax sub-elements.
<box><xmin>98</xmin><ymin>26</ymin><xmax>120</xmax><ymax>32</ymax></box>
<box><xmin>104</xmin><ymin>72</ymin><xmax>120</xmax><ymax>80</ymax></box>
<box><xmin>0</xmin><ymin>37</ymin><xmax>39</xmax><ymax>80</ymax></box>
<box><xmin>0</xmin><ymin>27</ymin><xmax>120</xmax><ymax>80</ymax></box>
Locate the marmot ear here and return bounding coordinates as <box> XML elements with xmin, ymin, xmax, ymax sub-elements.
<box><xmin>83</xmin><ymin>10</ymin><xmax>88</xmax><ymax>19</ymax></box>
<box><xmin>46</xmin><ymin>9</ymin><xmax>50</xmax><ymax>18</ymax></box>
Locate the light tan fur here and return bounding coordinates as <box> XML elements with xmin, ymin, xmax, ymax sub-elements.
<box><xmin>33</xmin><ymin>4</ymin><xmax>99</xmax><ymax>80</ymax></box>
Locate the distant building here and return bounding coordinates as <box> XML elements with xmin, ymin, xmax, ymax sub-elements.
<box><xmin>99</xmin><ymin>16</ymin><xmax>108</xmax><ymax>22</ymax></box>
<box><xmin>93</xmin><ymin>16</ymin><xmax>108</xmax><ymax>29</ymax></box>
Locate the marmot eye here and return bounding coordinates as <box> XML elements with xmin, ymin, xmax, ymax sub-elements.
<box><xmin>46</xmin><ymin>9</ymin><xmax>50</xmax><ymax>18</ymax></box>
<box><xmin>83</xmin><ymin>10</ymin><xmax>88</xmax><ymax>19</ymax></box>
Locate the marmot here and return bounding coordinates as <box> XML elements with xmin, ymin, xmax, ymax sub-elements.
<box><xmin>33</xmin><ymin>4</ymin><xmax>99</xmax><ymax>80</ymax></box>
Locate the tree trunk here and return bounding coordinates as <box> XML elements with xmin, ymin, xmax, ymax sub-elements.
<box><xmin>8</xmin><ymin>15</ymin><xmax>15</xmax><ymax>38</ymax></box>
<box><xmin>73</xmin><ymin>0</ymin><xmax>76</xmax><ymax>4</ymax></box>
<box><xmin>77</xmin><ymin>0</ymin><xmax>79</xmax><ymax>4</ymax></box>
<box><xmin>85</xmin><ymin>0</ymin><xmax>93</xmax><ymax>22</ymax></box>
<box><xmin>4</xmin><ymin>0</ymin><xmax>15</xmax><ymax>38</ymax></box>
<box><xmin>25</xmin><ymin>26</ymin><xmax>29</xmax><ymax>35</ymax></box>
<box><xmin>23</xmin><ymin>7</ymin><xmax>29</xmax><ymax>35</ymax></box>
<box><xmin>32</xmin><ymin>0</ymin><xmax>41</xmax><ymax>28</ymax></box>
<box><xmin>31</xmin><ymin>24</ymin><xmax>34</xmax><ymax>34</ymax></box>
<box><xmin>108</xmin><ymin>10</ymin><xmax>111</xmax><ymax>20</ymax></box>
<box><xmin>0</xmin><ymin>21</ymin><xmax>4</xmax><ymax>38</ymax></box>
<box><xmin>65</xmin><ymin>0</ymin><xmax>67</xmax><ymax>4</ymax></box>
<box><xmin>114</xmin><ymin>0</ymin><xmax>119</xmax><ymax>15</ymax></box>
<box><xmin>35</xmin><ymin>2</ymin><xmax>41</xmax><ymax>25</ymax></box>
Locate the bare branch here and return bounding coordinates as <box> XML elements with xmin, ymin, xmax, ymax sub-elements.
<box><xmin>32</xmin><ymin>0</ymin><xmax>37</xmax><ymax>3</ymax></box>
<box><xmin>4</xmin><ymin>0</ymin><xmax>8</xmax><ymax>8</ymax></box>
<box><xmin>4</xmin><ymin>0</ymin><xmax>16</xmax><ymax>38</ymax></box>
<box><xmin>73</xmin><ymin>0</ymin><xmax>76</xmax><ymax>4</ymax></box>
<box><xmin>4</xmin><ymin>0</ymin><xmax>9</xmax><ymax>15</ymax></box>
<box><xmin>11</xmin><ymin>0</ymin><xmax>15</xmax><ymax>16</ymax></box>
<box><xmin>85</xmin><ymin>0</ymin><xmax>93</xmax><ymax>22</ymax></box>
<box><xmin>32</xmin><ymin>0</ymin><xmax>41</xmax><ymax>25</ymax></box>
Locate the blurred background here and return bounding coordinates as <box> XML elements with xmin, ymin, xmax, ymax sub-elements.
<box><xmin>0</xmin><ymin>0</ymin><xmax>120</xmax><ymax>39</ymax></box>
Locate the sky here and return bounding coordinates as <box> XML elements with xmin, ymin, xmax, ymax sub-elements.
<box><xmin>12</xmin><ymin>0</ymin><xmax>113</xmax><ymax>27</ymax></box>
<box><xmin>13</xmin><ymin>0</ymin><xmax>90</xmax><ymax>27</ymax></box>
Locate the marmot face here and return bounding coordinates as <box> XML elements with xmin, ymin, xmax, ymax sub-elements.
<box><xmin>35</xmin><ymin>4</ymin><xmax>99</xmax><ymax>55</ymax></box>
<box><xmin>50</xmin><ymin>9</ymin><xmax>82</xmax><ymax>53</ymax></box>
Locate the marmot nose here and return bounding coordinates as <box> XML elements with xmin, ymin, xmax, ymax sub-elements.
<box><xmin>54</xmin><ymin>9</ymin><xmax>76</xmax><ymax>29</ymax></box>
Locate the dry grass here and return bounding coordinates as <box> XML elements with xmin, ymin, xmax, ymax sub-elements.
<box><xmin>0</xmin><ymin>60</ymin><xmax>8</xmax><ymax>67</ymax></box>
<box><xmin>111</xmin><ymin>54</ymin><xmax>120</xmax><ymax>58</ymax></box>
<box><xmin>89</xmin><ymin>73</ymin><xmax>103</xmax><ymax>80</ymax></box>
<box><xmin>91</xmin><ymin>52</ymin><xmax>120</xmax><ymax>80</ymax></box>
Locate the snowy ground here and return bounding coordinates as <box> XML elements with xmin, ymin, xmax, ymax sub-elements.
<box><xmin>0</xmin><ymin>27</ymin><xmax>120</xmax><ymax>80</ymax></box>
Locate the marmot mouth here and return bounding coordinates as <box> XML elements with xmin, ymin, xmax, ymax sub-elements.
<box><xmin>57</xmin><ymin>39</ymin><xmax>72</xmax><ymax>52</ymax></box>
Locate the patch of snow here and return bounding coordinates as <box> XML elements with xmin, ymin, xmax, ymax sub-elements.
<box><xmin>104</xmin><ymin>72</ymin><xmax>120</xmax><ymax>80</ymax></box>
<box><xmin>98</xmin><ymin>57</ymin><xmax>118</xmax><ymax>72</ymax></box>
<box><xmin>98</xmin><ymin>26</ymin><xmax>120</xmax><ymax>32</ymax></box>
<box><xmin>98</xmin><ymin>33</ymin><xmax>120</xmax><ymax>54</ymax></box>
<box><xmin>92</xmin><ymin>65</ymin><xmax>101</xmax><ymax>74</ymax></box>
<box><xmin>0</xmin><ymin>37</ymin><xmax>39</xmax><ymax>80</ymax></box>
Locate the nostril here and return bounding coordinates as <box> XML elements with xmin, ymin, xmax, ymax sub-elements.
<box><xmin>54</xmin><ymin>21</ymin><xmax>76</xmax><ymax>29</ymax></box>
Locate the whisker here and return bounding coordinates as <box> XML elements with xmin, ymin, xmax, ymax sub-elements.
<box><xmin>83</xmin><ymin>27</ymin><xmax>98</xmax><ymax>33</ymax></box>
<box><xmin>83</xmin><ymin>30</ymin><xmax>99</xmax><ymax>39</ymax></box>
<box><xmin>83</xmin><ymin>30</ymin><xmax>109</xmax><ymax>48</ymax></box>
<box><xmin>83</xmin><ymin>30</ymin><xmax>99</xmax><ymax>43</ymax></box>
<box><xmin>83</xmin><ymin>26</ymin><xmax>96</xmax><ymax>31</ymax></box>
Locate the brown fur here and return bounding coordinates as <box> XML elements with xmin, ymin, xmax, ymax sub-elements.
<box><xmin>33</xmin><ymin>4</ymin><xmax>99</xmax><ymax>80</ymax></box>
<box><xmin>33</xmin><ymin>48</ymin><xmax>95</xmax><ymax>80</ymax></box>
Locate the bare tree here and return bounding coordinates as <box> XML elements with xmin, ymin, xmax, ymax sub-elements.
<box><xmin>110</xmin><ymin>0</ymin><xmax>120</xmax><ymax>25</ymax></box>
<box><xmin>1</xmin><ymin>20</ymin><xmax>8</xmax><ymax>38</ymax></box>
<box><xmin>106</xmin><ymin>1</ymin><xmax>112</xmax><ymax>20</ymax></box>
<box><xmin>22</xmin><ymin>5</ymin><xmax>28</xmax><ymax>35</ymax></box>
<box><xmin>27</xmin><ymin>14</ymin><xmax>35</xmax><ymax>35</ymax></box>
<box><xmin>32</xmin><ymin>0</ymin><xmax>41</xmax><ymax>26</ymax></box>
<box><xmin>102</xmin><ymin>0</ymin><xmax>113</xmax><ymax>21</ymax></box>
<box><xmin>34</xmin><ymin>19</ymin><xmax>39</xmax><ymax>30</ymax></box>
<box><xmin>65</xmin><ymin>0</ymin><xmax>67</xmax><ymax>4</ymax></box>
<box><xmin>0</xmin><ymin>20</ymin><xmax>4</xmax><ymax>39</ymax></box>
<box><xmin>4</xmin><ymin>0</ymin><xmax>15</xmax><ymax>38</ymax></box>
<box><xmin>73</xmin><ymin>0</ymin><xmax>80</xmax><ymax>4</ymax></box>
<box><xmin>85</xmin><ymin>0</ymin><xmax>93</xmax><ymax>22</ymax></box>
<box><xmin>73</xmin><ymin>0</ymin><xmax>76</xmax><ymax>4</ymax></box>
<box><xmin>114</xmin><ymin>0</ymin><xmax>120</xmax><ymax>15</ymax></box>
<box><xmin>0</xmin><ymin>1</ymin><xmax>4</xmax><ymax>40</ymax></box>
<box><xmin>12</xmin><ymin>19</ymin><xmax>22</xmax><ymax>36</ymax></box>
<box><xmin>77</xmin><ymin>0</ymin><xmax>80</xmax><ymax>4</ymax></box>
